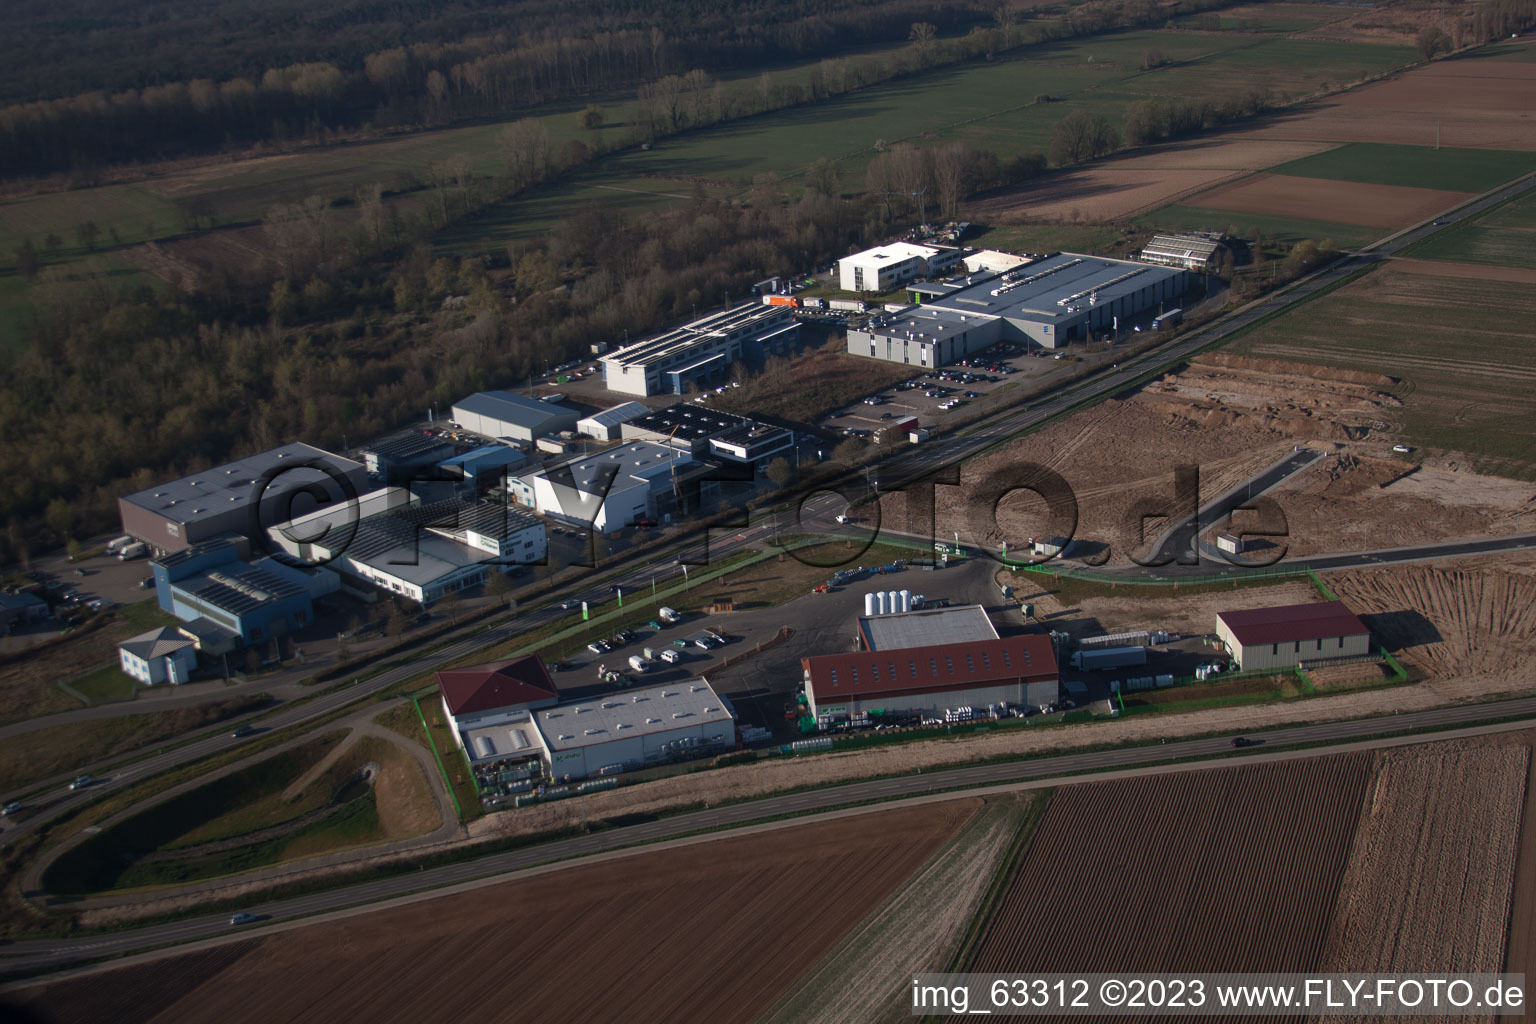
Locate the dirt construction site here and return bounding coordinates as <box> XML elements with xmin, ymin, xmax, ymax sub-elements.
<box><xmin>874</xmin><ymin>352</ymin><xmax>1535</xmax><ymax>568</ymax></box>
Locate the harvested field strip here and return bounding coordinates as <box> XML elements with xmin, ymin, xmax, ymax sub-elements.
<box><xmin>1182</xmin><ymin>173</ymin><xmax>1471</xmax><ymax>230</ymax></box>
<box><xmin>1504</xmin><ymin>737</ymin><xmax>1536</xmax><ymax>977</ymax></box>
<box><xmin>763</xmin><ymin>795</ymin><xmax>1040</xmax><ymax>1024</ymax></box>
<box><xmin>1320</xmin><ymin>742</ymin><xmax>1529</xmax><ymax>979</ymax></box>
<box><xmin>964</xmin><ymin>755</ymin><xmax>1372</xmax><ymax>976</ymax></box>
<box><xmin>21</xmin><ymin>801</ymin><xmax>979</xmax><ymax>1024</ymax></box>
<box><xmin>1329</xmin><ymin>566</ymin><xmax>1536</xmax><ymax>684</ymax></box>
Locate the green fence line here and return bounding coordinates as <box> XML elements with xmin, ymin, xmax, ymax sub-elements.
<box><xmin>1379</xmin><ymin>644</ymin><xmax>1408</xmax><ymax>682</ymax></box>
<box><xmin>1307</xmin><ymin>569</ymin><xmax>1339</xmax><ymax>601</ymax></box>
<box><xmin>1011</xmin><ymin>561</ymin><xmax>1310</xmax><ymax>588</ymax></box>
<box><xmin>413</xmin><ymin>693</ymin><xmax>464</xmax><ymax>823</ymax></box>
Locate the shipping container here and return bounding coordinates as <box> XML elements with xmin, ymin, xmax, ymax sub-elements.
<box><xmin>1070</xmin><ymin>646</ymin><xmax>1148</xmax><ymax>670</ymax></box>
<box><xmin>762</xmin><ymin>294</ymin><xmax>798</xmax><ymax>307</ymax></box>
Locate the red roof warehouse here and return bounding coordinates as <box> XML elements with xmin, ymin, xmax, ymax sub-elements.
<box><xmin>1215</xmin><ymin>601</ymin><xmax>1371</xmax><ymax>670</ymax></box>
<box><xmin>802</xmin><ymin>634</ymin><xmax>1058</xmax><ymax>718</ymax></box>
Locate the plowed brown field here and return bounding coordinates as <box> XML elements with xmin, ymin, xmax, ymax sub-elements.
<box><xmin>1241</xmin><ymin>56</ymin><xmax>1536</xmax><ymax>151</ymax></box>
<box><xmin>964</xmin><ymin>755</ymin><xmax>1372</xmax><ymax>975</ymax></box>
<box><xmin>1320</xmin><ymin>742</ymin><xmax>1528</xmax><ymax>985</ymax></box>
<box><xmin>1184</xmin><ymin>173</ymin><xmax>1471</xmax><ymax>229</ymax></box>
<box><xmin>7</xmin><ymin>800</ymin><xmax>978</xmax><ymax>1024</ymax></box>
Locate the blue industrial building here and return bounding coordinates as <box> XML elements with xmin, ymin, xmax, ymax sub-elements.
<box><xmin>150</xmin><ymin>540</ymin><xmax>336</xmax><ymax>646</ymax></box>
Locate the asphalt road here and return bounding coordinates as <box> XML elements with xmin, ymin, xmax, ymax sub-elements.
<box><xmin>5</xmin><ymin>695</ymin><xmax>1536</xmax><ymax>975</ymax></box>
<box><xmin>1149</xmin><ymin>448</ymin><xmax>1326</xmax><ymax>566</ymax></box>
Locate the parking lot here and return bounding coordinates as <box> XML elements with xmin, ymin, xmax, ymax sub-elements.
<box><xmin>820</xmin><ymin>340</ymin><xmax>1069</xmax><ymax>439</ymax></box>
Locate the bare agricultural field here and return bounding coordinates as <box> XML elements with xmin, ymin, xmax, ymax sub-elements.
<box><xmin>967</xmin><ymin>138</ymin><xmax>1337</xmax><ymax>223</ymax></box>
<box><xmin>1227</xmin><ymin>264</ymin><xmax>1536</xmax><ymax>478</ymax></box>
<box><xmin>765</xmin><ymin>796</ymin><xmax>1038</xmax><ymax>1024</ymax></box>
<box><xmin>1240</xmin><ymin>54</ymin><xmax>1536</xmax><ymax>151</ymax></box>
<box><xmin>1390</xmin><ymin>256</ymin><xmax>1536</xmax><ymax>284</ymax></box>
<box><xmin>1320</xmin><ymin>741</ymin><xmax>1529</xmax><ymax>983</ymax></box>
<box><xmin>1183</xmin><ymin>172</ymin><xmax>1470</xmax><ymax>229</ymax></box>
<box><xmin>964</xmin><ymin>755</ymin><xmax>1372</xmax><ymax>974</ymax></box>
<box><xmin>12</xmin><ymin>801</ymin><xmax>979</xmax><ymax>1024</ymax></box>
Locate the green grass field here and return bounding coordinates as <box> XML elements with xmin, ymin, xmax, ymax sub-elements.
<box><xmin>1135</xmin><ymin>203</ymin><xmax>1378</xmax><ymax>248</ymax></box>
<box><xmin>64</xmin><ymin>664</ymin><xmax>139</xmax><ymax>705</ymax></box>
<box><xmin>1226</xmin><ymin>265</ymin><xmax>1536</xmax><ymax>478</ymax></box>
<box><xmin>1266</xmin><ymin>143</ymin><xmax>1536</xmax><ymax>193</ymax></box>
<box><xmin>1405</xmin><ymin>189</ymin><xmax>1536</xmax><ymax>269</ymax></box>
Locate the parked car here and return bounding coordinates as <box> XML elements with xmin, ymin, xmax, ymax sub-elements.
<box><xmin>139</xmin><ymin>576</ymin><xmax>154</xmax><ymax>589</ymax></box>
<box><xmin>587</xmin><ymin>641</ymin><xmax>609</xmax><ymax>655</ymax></box>
<box><xmin>68</xmin><ymin>775</ymin><xmax>91</xmax><ymax>790</ymax></box>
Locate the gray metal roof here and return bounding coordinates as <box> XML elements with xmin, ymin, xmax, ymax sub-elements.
<box><xmin>858</xmin><ymin>604</ymin><xmax>999</xmax><ymax>651</ymax></box>
<box><xmin>601</xmin><ymin>303</ymin><xmax>789</xmax><ymax>370</ymax></box>
<box><xmin>535</xmin><ymin>680</ymin><xmax>734</xmax><ymax>751</ymax></box>
<box><xmin>578</xmin><ymin>403</ymin><xmax>649</xmax><ymax>429</ymax></box>
<box><xmin>120</xmin><ymin>443</ymin><xmax>364</xmax><ymax>526</ymax></box>
<box><xmin>913</xmin><ymin>252</ymin><xmax>1184</xmax><ymax>324</ymax></box>
<box><xmin>546</xmin><ymin>442</ymin><xmax>690</xmax><ymax>494</ymax></box>
<box><xmin>119</xmin><ymin>626</ymin><xmax>195</xmax><ymax>661</ymax></box>
<box><xmin>453</xmin><ymin>390</ymin><xmax>566</xmax><ymax>430</ymax></box>
<box><xmin>180</xmin><ymin>562</ymin><xmax>305</xmax><ymax>616</ymax></box>
<box><xmin>627</xmin><ymin>403</ymin><xmax>751</xmax><ymax>442</ymax></box>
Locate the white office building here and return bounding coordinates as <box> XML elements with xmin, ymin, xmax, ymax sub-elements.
<box><xmin>838</xmin><ymin>241</ymin><xmax>966</xmax><ymax>293</ymax></box>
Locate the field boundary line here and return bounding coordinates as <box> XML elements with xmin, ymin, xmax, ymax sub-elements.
<box><xmin>412</xmin><ymin>694</ymin><xmax>462</xmax><ymax>823</ymax></box>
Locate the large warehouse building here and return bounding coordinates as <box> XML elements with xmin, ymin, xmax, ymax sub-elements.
<box><xmin>803</xmin><ymin>634</ymin><xmax>1058</xmax><ymax>720</ymax></box>
<box><xmin>270</xmin><ymin>487</ymin><xmax>547</xmax><ymax>604</ymax></box>
<box><xmin>1139</xmin><ymin>232</ymin><xmax>1226</xmax><ymax>272</ymax></box>
<box><xmin>531</xmin><ymin>680</ymin><xmax>736</xmax><ymax>781</ymax></box>
<box><xmin>621</xmin><ymin>404</ymin><xmax>794</xmax><ymax>469</ymax></box>
<box><xmin>1216</xmin><ymin>600</ymin><xmax>1372</xmax><ymax>670</ymax></box>
<box><xmin>847</xmin><ymin>253</ymin><xmax>1188</xmax><ymax>365</ymax></box>
<box><xmin>118</xmin><ymin>443</ymin><xmax>368</xmax><ymax>555</ymax></box>
<box><xmin>600</xmin><ymin>303</ymin><xmax>799</xmax><ymax>397</ymax></box>
<box><xmin>440</xmin><ymin>656</ymin><xmax>561</xmax><ymax>799</ymax></box>
<box><xmin>451</xmin><ymin>390</ymin><xmax>580</xmax><ymax>442</ymax></box>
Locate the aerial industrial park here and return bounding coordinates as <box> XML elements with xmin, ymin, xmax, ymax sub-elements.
<box><xmin>1</xmin><ymin>0</ymin><xmax>1534</xmax><ymax>1020</ymax></box>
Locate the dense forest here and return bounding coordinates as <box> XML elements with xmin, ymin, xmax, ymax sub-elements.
<box><xmin>0</xmin><ymin>0</ymin><xmax>989</xmax><ymax>177</ymax></box>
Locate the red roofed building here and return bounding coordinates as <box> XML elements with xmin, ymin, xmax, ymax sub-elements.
<box><xmin>1215</xmin><ymin>600</ymin><xmax>1371</xmax><ymax>670</ymax></box>
<box><xmin>802</xmin><ymin>634</ymin><xmax>1058</xmax><ymax>720</ymax></box>
<box><xmin>438</xmin><ymin>656</ymin><xmax>560</xmax><ymax>754</ymax></box>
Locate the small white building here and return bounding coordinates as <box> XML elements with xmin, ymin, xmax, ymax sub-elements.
<box><xmin>439</xmin><ymin>656</ymin><xmax>561</xmax><ymax>752</ymax></box>
<box><xmin>576</xmin><ymin>402</ymin><xmax>649</xmax><ymax>440</ymax></box>
<box><xmin>118</xmin><ymin>627</ymin><xmax>198</xmax><ymax>685</ymax></box>
<box><xmin>838</xmin><ymin>241</ymin><xmax>965</xmax><ymax>293</ymax></box>
<box><xmin>526</xmin><ymin>441</ymin><xmax>696</xmax><ymax>531</ymax></box>
<box><xmin>530</xmin><ymin>680</ymin><xmax>735</xmax><ymax>781</ymax></box>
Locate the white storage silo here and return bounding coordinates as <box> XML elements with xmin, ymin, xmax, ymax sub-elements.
<box><xmin>887</xmin><ymin>591</ymin><xmax>899</xmax><ymax>615</ymax></box>
<box><xmin>899</xmin><ymin>589</ymin><xmax>911</xmax><ymax>613</ymax></box>
<box><xmin>876</xmin><ymin>591</ymin><xmax>887</xmax><ymax>615</ymax></box>
<box><xmin>865</xmin><ymin>592</ymin><xmax>877</xmax><ymax>617</ymax></box>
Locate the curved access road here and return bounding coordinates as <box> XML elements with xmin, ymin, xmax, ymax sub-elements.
<box><xmin>4</xmin><ymin>694</ymin><xmax>1535</xmax><ymax>976</ymax></box>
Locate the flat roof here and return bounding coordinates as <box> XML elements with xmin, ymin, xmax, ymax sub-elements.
<box><xmin>890</xmin><ymin>252</ymin><xmax>1184</xmax><ymax>327</ymax></box>
<box><xmin>805</xmin><ymin>635</ymin><xmax>1058</xmax><ymax>705</ymax></box>
<box><xmin>535</xmin><ymin>680</ymin><xmax>733</xmax><ymax>751</ymax></box>
<box><xmin>602</xmin><ymin>303</ymin><xmax>789</xmax><ymax>370</ymax></box>
<box><xmin>858</xmin><ymin>604</ymin><xmax>998</xmax><ymax>651</ymax></box>
<box><xmin>1218</xmin><ymin>600</ymin><xmax>1369</xmax><ymax>647</ymax></box>
<box><xmin>626</xmin><ymin>403</ymin><xmax>751</xmax><ymax>443</ymax></box>
<box><xmin>461</xmin><ymin>721</ymin><xmax>544</xmax><ymax>762</ymax></box>
<box><xmin>120</xmin><ymin>443</ymin><xmax>364</xmax><ymax>526</ymax></box>
<box><xmin>842</xmin><ymin>241</ymin><xmax>944</xmax><ymax>268</ymax></box>
<box><xmin>175</xmin><ymin>560</ymin><xmax>307</xmax><ymax>617</ymax></box>
<box><xmin>543</xmin><ymin>441</ymin><xmax>691</xmax><ymax>493</ymax></box>
<box><xmin>363</xmin><ymin>432</ymin><xmax>455</xmax><ymax>461</ymax></box>
<box><xmin>453</xmin><ymin>390</ymin><xmax>568</xmax><ymax>430</ymax></box>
